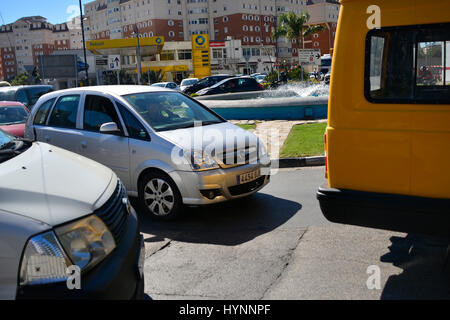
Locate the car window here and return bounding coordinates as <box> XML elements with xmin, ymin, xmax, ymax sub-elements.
<box><xmin>167</xmin><ymin>83</ymin><xmax>177</xmax><ymax>89</ymax></box>
<box><xmin>0</xmin><ymin>89</ymin><xmax>16</xmax><ymax>101</ymax></box>
<box><xmin>123</xmin><ymin>92</ymin><xmax>224</xmax><ymax>132</ymax></box>
<box><xmin>34</xmin><ymin>98</ymin><xmax>56</xmax><ymax>125</ymax></box>
<box><xmin>83</xmin><ymin>95</ymin><xmax>122</xmax><ymax>133</ymax></box>
<box><xmin>26</xmin><ymin>87</ymin><xmax>53</xmax><ymax>105</ymax></box>
<box><xmin>116</xmin><ymin>102</ymin><xmax>150</xmax><ymax>141</ymax></box>
<box><xmin>16</xmin><ymin>89</ymin><xmax>30</xmax><ymax>106</ymax></box>
<box><xmin>0</xmin><ymin>106</ymin><xmax>28</xmax><ymax>125</ymax></box>
<box><xmin>197</xmin><ymin>78</ymin><xmax>208</xmax><ymax>86</ymax></box>
<box><xmin>48</xmin><ymin>95</ymin><xmax>80</xmax><ymax>129</ymax></box>
<box><xmin>365</xmin><ymin>23</ymin><xmax>450</xmax><ymax>104</ymax></box>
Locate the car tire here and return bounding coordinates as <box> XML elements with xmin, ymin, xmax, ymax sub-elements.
<box><xmin>139</xmin><ymin>171</ymin><xmax>182</xmax><ymax>220</ymax></box>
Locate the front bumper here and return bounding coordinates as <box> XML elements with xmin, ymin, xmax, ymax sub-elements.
<box><xmin>172</xmin><ymin>160</ymin><xmax>271</xmax><ymax>205</ymax></box>
<box><xmin>16</xmin><ymin>207</ymin><xmax>145</xmax><ymax>300</ymax></box>
<box><xmin>317</xmin><ymin>185</ymin><xmax>450</xmax><ymax>237</ymax></box>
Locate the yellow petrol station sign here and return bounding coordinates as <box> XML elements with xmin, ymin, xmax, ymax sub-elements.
<box><xmin>191</xmin><ymin>34</ymin><xmax>211</xmax><ymax>79</ymax></box>
<box><xmin>86</xmin><ymin>37</ymin><xmax>164</xmax><ymax>57</ymax></box>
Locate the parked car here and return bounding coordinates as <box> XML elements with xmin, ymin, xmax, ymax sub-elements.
<box><xmin>25</xmin><ymin>86</ymin><xmax>271</xmax><ymax>220</ymax></box>
<box><xmin>0</xmin><ymin>101</ymin><xmax>29</xmax><ymax>137</ymax></box>
<box><xmin>182</xmin><ymin>75</ymin><xmax>233</xmax><ymax>95</ymax></box>
<box><xmin>0</xmin><ymin>85</ymin><xmax>53</xmax><ymax>110</ymax></box>
<box><xmin>180</xmin><ymin>78</ymin><xmax>198</xmax><ymax>92</ymax></box>
<box><xmin>196</xmin><ymin>77</ymin><xmax>265</xmax><ymax>96</ymax></box>
<box><xmin>0</xmin><ymin>128</ymin><xmax>145</xmax><ymax>299</ymax></box>
<box><xmin>324</xmin><ymin>72</ymin><xmax>331</xmax><ymax>84</ymax></box>
<box><xmin>254</xmin><ymin>75</ymin><xmax>267</xmax><ymax>84</ymax></box>
<box><xmin>151</xmin><ymin>82</ymin><xmax>180</xmax><ymax>91</ymax></box>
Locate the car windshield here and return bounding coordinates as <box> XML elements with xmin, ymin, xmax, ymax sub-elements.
<box><xmin>211</xmin><ymin>78</ymin><xmax>234</xmax><ymax>88</ymax></box>
<box><xmin>0</xmin><ymin>106</ymin><xmax>28</xmax><ymax>125</ymax></box>
<box><xmin>0</xmin><ymin>128</ymin><xmax>14</xmax><ymax>149</ymax></box>
<box><xmin>181</xmin><ymin>79</ymin><xmax>197</xmax><ymax>86</ymax></box>
<box><xmin>0</xmin><ymin>89</ymin><xmax>16</xmax><ymax>101</ymax></box>
<box><xmin>122</xmin><ymin>92</ymin><xmax>224</xmax><ymax>132</ymax></box>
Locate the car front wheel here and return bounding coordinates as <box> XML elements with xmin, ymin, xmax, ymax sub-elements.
<box><xmin>139</xmin><ymin>171</ymin><xmax>182</xmax><ymax>220</ymax></box>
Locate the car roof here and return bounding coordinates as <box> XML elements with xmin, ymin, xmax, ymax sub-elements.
<box><xmin>0</xmin><ymin>101</ymin><xmax>26</xmax><ymax>107</ymax></box>
<box><xmin>38</xmin><ymin>85</ymin><xmax>174</xmax><ymax>100</ymax></box>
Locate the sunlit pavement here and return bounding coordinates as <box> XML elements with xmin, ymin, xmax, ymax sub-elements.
<box><xmin>135</xmin><ymin>167</ymin><xmax>450</xmax><ymax>300</ymax></box>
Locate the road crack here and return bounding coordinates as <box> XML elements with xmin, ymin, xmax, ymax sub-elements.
<box><xmin>260</xmin><ymin>229</ymin><xmax>308</xmax><ymax>300</ymax></box>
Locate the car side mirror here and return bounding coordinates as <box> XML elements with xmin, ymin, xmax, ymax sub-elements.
<box><xmin>100</xmin><ymin>122</ymin><xmax>120</xmax><ymax>134</ymax></box>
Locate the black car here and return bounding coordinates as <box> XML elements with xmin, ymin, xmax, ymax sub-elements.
<box><xmin>196</xmin><ymin>77</ymin><xmax>264</xmax><ymax>96</ymax></box>
<box><xmin>0</xmin><ymin>85</ymin><xmax>53</xmax><ymax>110</ymax></box>
<box><xmin>183</xmin><ymin>75</ymin><xmax>232</xmax><ymax>95</ymax></box>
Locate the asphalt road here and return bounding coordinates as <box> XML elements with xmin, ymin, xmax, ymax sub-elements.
<box><xmin>136</xmin><ymin>167</ymin><xmax>450</xmax><ymax>300</ymax></box>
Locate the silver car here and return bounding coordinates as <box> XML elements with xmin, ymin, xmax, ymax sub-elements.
<box><xmin>0</xmin><ymin>128</ymin><xmax>144</xmax><ymax>300</ymax></box>
<box><xmin>25</xmin><ymin>86</ymin><xmax>271</xmax><ymax>219</ymax></box>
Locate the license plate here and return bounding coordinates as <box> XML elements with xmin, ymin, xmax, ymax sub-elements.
<box><xmin>238</xmin><ymin>169</ymin><xmax>261</xmax><ymax>184</ymax></box>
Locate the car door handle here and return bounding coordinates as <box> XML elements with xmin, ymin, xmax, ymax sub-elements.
<box><xmin>81</xmin><ymin>142</ymin><xmax>87</xmax><ymax>149</ymax></box>
<box><xmin>44</xmin><ymin>135</ymin><xmax>50</xmax><ymax>142</ymax></box>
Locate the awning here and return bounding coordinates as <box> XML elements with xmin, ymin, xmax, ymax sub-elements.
<box><xmin>86</xmin><ymin>37</ymin><xmax>165</xmax><ymax>57</ymax></box>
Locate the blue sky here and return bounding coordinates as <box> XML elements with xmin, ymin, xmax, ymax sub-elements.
<box><xmin>0</xmin><ymin>0</ymin><xmax>92</xmax><ymax>25</ymax></box>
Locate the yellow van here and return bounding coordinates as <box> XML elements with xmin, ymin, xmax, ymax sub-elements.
<box><xmin>317</xmin><ymin>0</ymin><xmax>450</xmax><ymax>236</ymax></box>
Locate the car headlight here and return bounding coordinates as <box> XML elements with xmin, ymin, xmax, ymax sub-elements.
<box><xmin>55</xmin><ymin>215</ymin><xmax>116</xmax><ymax>271</ymax></box>
<box><xmin>258</xmin><ymin>139</ymin><xmax>269</xmax><ymax>159</ymax></box>
<box><xmin>19</xmin><ymin>215</ymin><xmax>116</xmax><ymax>287</ymax></box>
<box><xmin>19</xmin><ymin>231</ymin><xmax>72</xmax><ymax>286</ymax></box>
<box><xmin>186</xmin><ymin>150</ymin><xmax>220</xmax><ymax>171</ymax></box>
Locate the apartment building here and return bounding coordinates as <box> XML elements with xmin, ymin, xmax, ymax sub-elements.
<box><xmin>84</xmin><ymin>0</ymin><xmax>310</xmax><ymax>69</ymax></box>
<box><xmin>0</xmin><ymin>16</ymin><xmax>83</xmax><ymax>80</ymax></box>
<box><xmin>303</xmin><ymin>0</ymin><xmax>340</xmax><ymax>55</ymax></box>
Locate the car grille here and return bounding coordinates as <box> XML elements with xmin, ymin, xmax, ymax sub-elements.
<box><xmin>219</xmin><ymin>147</ymin><xmax>259</xmax><ymax>168</ymax></box>
<box><xmin>228</xmin><ymin>176</ymin><xmax>266</xmax><ymax>196</ymax></box>
<box><xmin>95</xmin><ymin>180</ymin><xmax>128</xmax><ymax>244</ymax></box>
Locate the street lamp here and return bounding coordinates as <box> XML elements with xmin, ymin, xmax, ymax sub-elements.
<box><xmin>132</xmin><ymin>24</ymin><xmax>143</xmax><ymax>85</ymax></box>
<box><xmin>79</xmin><ymin>0</ymin><xmax>89</xmax><ymax>86</ymax></box>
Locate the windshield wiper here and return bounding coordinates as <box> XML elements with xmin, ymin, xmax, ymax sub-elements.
<box><xmin>0</xmin><ymin>141</ymin><xmax>16</xmax><ymax>150</ymax></box>
<box><xmin>200</xmin><ymin>120</ymin><xmax>223</xmax><ymax>126</ymax></box>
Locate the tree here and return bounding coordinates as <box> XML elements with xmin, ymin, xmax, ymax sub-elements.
<box><xmin>272</xmin><ymin>12</ymin><xmax>325</xmax><ymax>50</ymax></box>
<box><xmin>143</xmin><ymin>70</ymin><xmax>163</xmax><ymax>84</ymax></box>
<box><xmin>103</xmin><ymin>70</ymin><xmax>135</xmax><ymax>85</ymax></box>
<box><xmin>10</xmin><ymin>72</ymin><xmax>34</xmax><ymax>86</ymax></box>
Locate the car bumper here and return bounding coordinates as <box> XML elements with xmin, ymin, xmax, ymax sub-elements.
<box><xmin>16</xmin><ymin>207</ymin><xmax>145</xmax><ymax>300</ymax></box>
<box><xmin>172</xmin><ymin>160</ymin><xmax>271</xmax><ymax>205</ymax></box>
<box><xmin>317</xmin><ymin>185</ymin><xmax>450</xmax><ymax>237</ymax></box>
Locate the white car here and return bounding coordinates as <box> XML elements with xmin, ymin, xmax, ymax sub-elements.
<box><xmin>151</xmin><ymin>82</ymin><xmax>180</xmax><ymax>91</ymax></box>
<box><xmin>0</xmin><ymin>128</ymin><xmax>144</xmax><ymax>300</ymax></box>
<box><xmin>180</xmin><ymin>78</ymin><xmax>198</xmax><ymax>92</ymax></box>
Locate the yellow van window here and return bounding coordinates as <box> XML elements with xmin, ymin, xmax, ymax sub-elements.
<box><xmin>365</xmin><ymin>23</ymin><xmax>450</xmax><ymax>104</ymax></box>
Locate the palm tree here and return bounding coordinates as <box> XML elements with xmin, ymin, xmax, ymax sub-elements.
<box><xmin>272</xmin><ymin>11</ymin><xmax>325</xmax><ymax>50</ymax></box>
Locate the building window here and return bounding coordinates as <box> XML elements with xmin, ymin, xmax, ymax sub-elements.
<box><xmin>160</xmin><ymin>50</ymin><xmax>175</xmax><ymax>61</ymax></box>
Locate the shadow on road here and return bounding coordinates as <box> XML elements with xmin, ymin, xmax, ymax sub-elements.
<box><xmin>381</xmin><ymin>234</ymin><xmax>450</xmax><ymax>300</ymax></box>
<box><xmin>133</xmin><ymin>192</ymin><xmax>302</xmax><ymax>246</ymax></box>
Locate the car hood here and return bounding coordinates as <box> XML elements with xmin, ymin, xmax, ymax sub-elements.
<box><xmin>0</xmin><ymin>142</ymin><xmax>116</xmax><ymax>227</ymax></box>
<box><xmin>0</xmin><ymin>123</ymin><xmax>25</xmax><ymax>137</ymax></box>
<box><xmin>157</xmin><ymin>121</ymin><xmax>259</xmax><ymax>154</ymax></box>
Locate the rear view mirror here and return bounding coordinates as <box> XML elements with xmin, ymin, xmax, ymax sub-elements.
<box><xmin>100</xmin><ymin>122</ymin><xmax>120</xmax><ymax>134</ymax></box>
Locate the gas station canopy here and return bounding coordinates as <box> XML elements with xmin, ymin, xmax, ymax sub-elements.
<box><xmin>86</xmin><ymin>36</ymin><xmax>165</xmax><ymax>57</ymax></box>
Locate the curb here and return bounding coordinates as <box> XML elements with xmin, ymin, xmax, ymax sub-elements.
<box><xmin>277</xmin><ymin>156</ymin><xmax>325</xmax><ymax>169</ymax></box>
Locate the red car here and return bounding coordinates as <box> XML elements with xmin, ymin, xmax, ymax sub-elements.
<box><xmin>0</xmin><ymin>101</ymin><xmax>29</xmax><ymax>137</ymax></box>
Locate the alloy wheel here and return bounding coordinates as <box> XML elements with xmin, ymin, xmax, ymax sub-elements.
<box><xmin>143</xmin><ymin>178</ymin><xmax>175</xmax><ymax>216</ymax></box>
